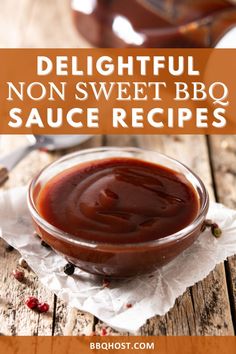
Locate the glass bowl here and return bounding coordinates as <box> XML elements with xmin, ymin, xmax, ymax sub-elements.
<box><xmin>28</xmin><ymin>147</ymin><xmax>209</xmax><ymax>278</ymax></box>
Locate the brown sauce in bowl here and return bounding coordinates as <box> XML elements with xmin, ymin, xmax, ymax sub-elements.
<box><xmin>37</xmin><ymin>157</ymin><xmax>199</xmax><ymax>244</ymax></box>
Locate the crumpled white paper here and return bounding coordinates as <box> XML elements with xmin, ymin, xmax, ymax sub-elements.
<box><xmin>1</xmin><ymin>186</ymin><xmax>236</xmax><ymax>333</ymax></box>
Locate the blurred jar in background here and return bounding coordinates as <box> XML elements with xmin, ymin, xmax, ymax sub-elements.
<box><xmin>71</xmin><ymin>0</ymin><xmax>236</xmax><ymax>47</ymax></box>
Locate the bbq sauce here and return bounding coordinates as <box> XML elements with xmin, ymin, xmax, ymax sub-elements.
<box><xmin>37</xmin><ymin>157</ymin><xmax>199</xmax><ymax>244</ymax></box>
<box><xmin>72</xmin><ymin>0</ymin><xmax>236</xmax><ymax>47</ymax></box>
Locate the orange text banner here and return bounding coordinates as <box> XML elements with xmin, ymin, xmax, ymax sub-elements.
<box><xmin>0</xmin><ymin>48</ymin><xmax>235</xmax><ymax>134</ymax></box>
<box><xmin>0</xmin><ymin>336</ymin><xmax>236</xmax><ymax>354</ymax></box>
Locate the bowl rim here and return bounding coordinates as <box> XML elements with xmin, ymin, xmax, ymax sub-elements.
<box><xmin>27</xmin><ymin>146</ymin><xmax>209</xmax><ymax>250</ymax></box>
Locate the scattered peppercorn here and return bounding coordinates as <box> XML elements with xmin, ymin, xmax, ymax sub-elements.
<box><xmin>202</xmin><ymin>219</ymin><xmax>223</xmax><ymax>238</ymax></box>
<box><xmin>205</xmin><ymin>219</ymin><xmax>213</xmax><ymax>227</ymax></box>
<box><xmin>33</xmin><ymin>231</ymin><xmax>40</xmax><ymax>239</ymax></box>
<box><xmin>19</xmin><ymin>257</ymin><xmax>28</xmax><ymax>268</ymax></box>
<box><xmin>41</xmin><ymin>240</ymin><xmax>52</xmax><ymax>249</ymax></box>
<box><xmin>64</xmin><ymin>262</ymin><xmax>75</xmax><ymax>275</ymax></box>
<box><xmin>25</xmin><ymin>296</ymin><xmax>39</xmax><ymax>310</ymax></box>
<box><xmin>5</xmin><ymin>244</ymin><xmax>14</xmax><ymax>252</ymax></box>
<box><xmin>37</xmin><ymin>302</ymin><xmax>49</xmax><ymax>313</ymax></box>
<box><xmin>211</xmin><ymin>223</ymin><xmax>222</xmax><ymax>238</ymax></box>
<box><xmin>126</xmin><ymin>303</ymin><xmax>133</xmax><ymax>309</ymax></box>
<box><xmin>12</xmin><ymin>269</ymin><xmax>25</xmax><ymax>282</ymax></box>
<box><xmin>101</xmin><ymin>328</ymin><xmax>107</xmax><ymax>336</ymax></box>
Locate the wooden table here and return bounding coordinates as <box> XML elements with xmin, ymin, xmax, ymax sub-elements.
<box><xmin>0</xmin><ymin>0</ymin><xmax>236</xmax><ymax>336</ymax></box>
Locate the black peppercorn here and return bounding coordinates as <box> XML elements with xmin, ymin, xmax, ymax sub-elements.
<box><xmin>211</xmin><ymin>223</ymin><xmax>222</xmax><ymax>238</ymax></box>
<box><xmin>5</xmin><ymin>244</ymin><xmax>14</xmax><ymax>252</ymax></box>
<box><xmin>205</xmin><ymin>219</ymin><xmax>213</xmax><ymax>228</ymax></box>
<box><xmin>64</xmin><ymin>263</ymin><xmax>75</xmax><ymax>275</ymax></box>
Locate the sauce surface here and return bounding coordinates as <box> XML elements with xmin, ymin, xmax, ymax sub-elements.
<box><xmin>37</xmin><ymin>157</ymin><xmax>199</xmax><ymax>244</ymax></box>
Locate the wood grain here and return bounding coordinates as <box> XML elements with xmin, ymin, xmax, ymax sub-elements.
<box><xmin>0</xmin><ymin>241</ymin><xmax>54</xmax><ymax>335</ymax></box>
<box><xmin>0</xmin><ymin>0</ymin><xmax>93</xmax><ymax>336</ymax></box>
<box><xmin>97</xmin><ymin>135</ymin><xmax>234</xmax><ymax>335</ymax></box>
<box><xmin>52</xmin><ymin>136</ymin><xmax>103</xmax><ymax>336</ymax></box>
<box><xmin>0</xmin><ymin>136</ymin><xmax>55</xmax><ymax>335</ymax></box>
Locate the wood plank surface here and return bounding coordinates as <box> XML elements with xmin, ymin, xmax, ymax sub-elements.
<box><xmin>136</xmin><ymin>135</ymin><xmax>234</xmax><ymax>335</ymax></box>
<box><xmin>52</xmin><ymin>136</ymin><xmax>103</xmax><ymax>336</ymax></box>
<box><xmin>0</xmin><ymin>0</ymin><xmax>93</xmax><ymax>335</ymax></box>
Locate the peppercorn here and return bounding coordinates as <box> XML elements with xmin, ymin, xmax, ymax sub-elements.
<box><xmin>64</xmin><ymin>263</ymin><xmax>75</xmax><ymax>275</ymax></box>
<box><xmin>205</xmin><ymin>219</ymin><xmax>213</xmax><ymax>227</ymax></box>
<box><xmin>126</xmin><ymin>303</ymin><xmax>133</xmax><ymax>308</ymax></box>
<box><xmin>200</xmin><ymin>222</ymin><xmax>207</xmax><ymax>232</ymax></box>
<box><xmin>102</xmin><ymin>278</ymin><xmax>110</xmax><ymax>288</ymax></box>
<box><xmin>101</xmin><ymin>328</ymin><xmax>107</xmax><ymax>336</ymax></box>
